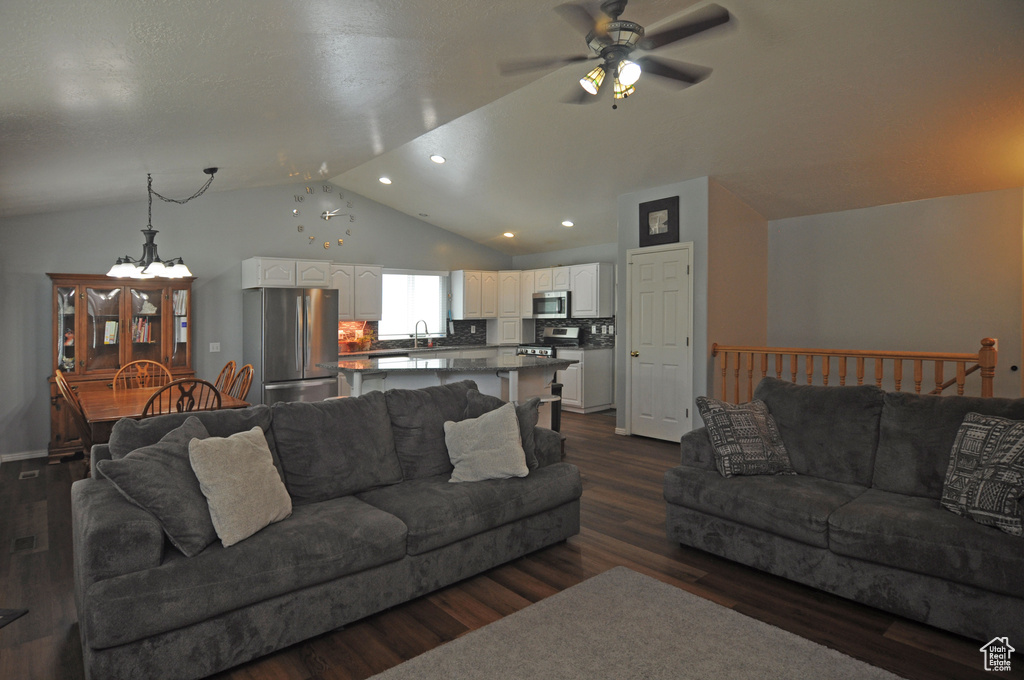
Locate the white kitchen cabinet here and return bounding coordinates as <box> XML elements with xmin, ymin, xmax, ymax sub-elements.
<box><xmin>451</xmin><ymin>270</ymin><xmax>483</xmax><ymax>319</ymax></box>
<box><xmin>481</xmin><ymin>271</ymin><xmax>499</xmax><ymax>318</ymax></box>
<box><xmin>552</xmin><ymin>266</ymin><xmax>571</xmax><ymax>291</ymax></box>
<box><xmin>331</xmin><ymin>264</ymin><xmax>382</xmax><ymax>320</ymax></box>
<box><xmin>353</xmin><ymin>265</ymin><xmax>382</xmax><ymax>320</ymax></box>
<box><xmin>520</xmin><ymin>269</ymin><xmax>535</xmax><ymax>318</ymax></box>
<box><xmin>498</xmin><ymin>271</ymin><xmax>521</xmax><ymax>317</ymax></box>
<box><xmin>556</xmin><ymin>348</ymin><xmax>613</xmax><ymax>413</ymax></box>
<box><xmin>242</xmin><ymin>257</ymin><xmax>297</xmax><ymax>288</ymax></box>
<box><xmin>533</xmin><ymin>268</ymin><xmax>553</xmax><ymax>292</ymax></box>
<box><xmin>296</xmin><ymin>260</ymin><xmax>332</xmax><ymax>287</ymax></box>
<box><xmin>569</xmin><ymin>263</ymin><xmax>614</xmax><ymax>318</ymax></box>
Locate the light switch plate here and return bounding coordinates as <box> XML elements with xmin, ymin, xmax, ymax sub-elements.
<box><xmin>601</xmin><ymin>325</ymin><xmax>608</xmax><ymax>334</ymax></box>
<box><xmin>209</xmin><ymin>342</ymin><xmax>221</xmax><ymax>353</ymax></box>
<box><xmin>609</xmin><ymin>324</ymin><xmax>614</xmax><ymax>334</ymax></box>
<box><xmin>591</xmin><ymin>325</ymin><xmax>597</xmax><ymax>334</ymax></box>
<box><xmin>470</xmin><ymin>325</ymin><xmax>476</xmax><ymax>334</ymax></box>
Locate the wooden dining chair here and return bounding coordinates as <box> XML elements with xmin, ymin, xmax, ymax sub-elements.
<box><xmin>55</xmin><ymin>369</ymin><xmax>93</xmax><ymax>475</ymax></box>
<box><xmin>226</xmin><ymin>363</ymin><xmax>254</xmax><ymax>401</ymax></box>
<box><xmin>142</xmin><ymin>378</ymin><xmax>222</xmax><ymax>417</ymax></box>
<box><xmin>213</xmin><ymin>360</ymin><xmax>236</xmax><ymax>393</ymax></box>
<box><xmin>114</xmin><ymin>360</ymin><xmax>172</xmax><ymax>390</ymax></box>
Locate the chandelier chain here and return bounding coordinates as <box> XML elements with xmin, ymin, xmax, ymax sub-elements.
<box><xmin>147</xmin><ymin>172</ymin><xmax>216</xmax><ymax>227</ymax></box>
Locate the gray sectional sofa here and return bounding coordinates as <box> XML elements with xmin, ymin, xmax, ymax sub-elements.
<box><xmin>72</xmin><ymin>380</ymin><xmax>582</xmax><ymax>680</ymax></box>
<box><xmin>664</xmin><ymin>377</ymin><xmax>1023</xmax><ymax>642</ymax></box>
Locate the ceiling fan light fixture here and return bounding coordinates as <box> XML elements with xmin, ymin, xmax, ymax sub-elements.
<box><xmin>579</xmin><ymin>65</ymin><xmax>606</xmax><ymax>95</ymax></box>
<box><xmin>612</xmin><ymin>78</ymin><xmax>635</xmax><ymax>99</ymax></box>
<box><xmin>617</xmin><ymin>59</ymin><xmax>641</xmax><ymax>86</ymax></box>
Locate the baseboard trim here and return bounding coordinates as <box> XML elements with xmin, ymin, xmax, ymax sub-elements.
<box><xmin>614</xmin><ymin>427</ymin><xmax>628</xmax><ymax>436</ymax></box>
<box><xmin>1</xmin><ymin>450</ymin><xmax>48</xmax><ymax>464</ymax></box>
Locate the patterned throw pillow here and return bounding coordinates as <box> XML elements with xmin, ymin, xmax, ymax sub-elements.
<box><xmin>941</xmin><ymin>413</ymin><xmax>1024</xmax><ymax>536</ymax></box>
<box><xmin>696</xmin><ymin>397</ymin><xmax>796</xmax><ymax>478</ymax></box>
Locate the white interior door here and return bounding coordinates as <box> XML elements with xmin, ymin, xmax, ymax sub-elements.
<box><xmin>628</xmin><ymin>244</ymin><xmax>693</xmax><ymax>441</ymax></box>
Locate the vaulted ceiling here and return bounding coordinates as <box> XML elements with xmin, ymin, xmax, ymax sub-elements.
<box><xmin>2</xmin><ymin>0</ymin><xmax>1023</xmax><ymax>255</ymax></box>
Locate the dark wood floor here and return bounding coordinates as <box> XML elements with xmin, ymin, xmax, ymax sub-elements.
<box><xmin>1</xmin><ymin>411</ymin><xmax>1017</xmax><ymax>679</ymax></box>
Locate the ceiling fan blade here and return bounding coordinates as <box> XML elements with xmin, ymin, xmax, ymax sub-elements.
<box><xmin>554</xmin><ymin>3</ymin><xmax>609</xmax><ymax>38</ymax></box>
<box><xmin>638</xmin><ymin>3</ymin><xmax>731</xmax><ymax>51</ymax></box>
<box><xmin>498</xmin><ymin>54</ymin><xmax>593</xmax><ymax>76</ymax></box>
<box><xmin>635</xmin><ymin>56</ymin><xmax>711</xmax><ymax>86</ymax></box>
<box><xmin>562</xmin><ymin>80</ymin><xmax>609</xmax><ymax>105</ymax></box>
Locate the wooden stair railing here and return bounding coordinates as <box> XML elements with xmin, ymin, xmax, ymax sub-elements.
<box><xmin>711</xmin><ymin>338</ymin><xmax>996</xmax><ymax>404</ymax></box>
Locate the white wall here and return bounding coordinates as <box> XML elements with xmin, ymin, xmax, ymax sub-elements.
<box><xmin>511</xmin><ymin>242</ymin><xmax>617</xmax><ymax>270</ymax></box>
<box><xmin>768</xmin><ymin>187</ymin><xmax>1023</xmax><ymax>397</ymax></box>
<box><xmin>0</xmin><ymin>181</ymin><xmax>511</xmax><ymax>457</ymax></box>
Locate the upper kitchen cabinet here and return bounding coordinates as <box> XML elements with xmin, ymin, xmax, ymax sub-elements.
<box><xmin>242</xmin><ymin>257</ymin><xmax>330</xmax><ymax>288</ymax></box>
<box><xmin>331</xmin><ymin>264</ymin><xmax>382</xmax><ymax>321</ymax></box>
<box><xmin>570</xmin><ymin>263</ymin><xmax>614</xmax><ymax>318</ymax></box>
<box><xmin>534</xmin><ymin>268</ymin><xmax>553</xmax><ymax>292</ymax></box>
<box><xmin>498</xmin><ymin>271</ymin><xmax>521</xmax><ymax>318</ymax></box>
<box><xmin>520</xmin><ymin>269</ymin><xmax>535</xmax><ymax>318</ymax></box>
<box><xmin>451</xmin><ymin>270</ymin><xmax>498</xmax><ymax>319</ymax></box>
<box><xmin>552</xmin><ymin>266</ymin><xmax>571</xmax><ymax>291</ymax></box>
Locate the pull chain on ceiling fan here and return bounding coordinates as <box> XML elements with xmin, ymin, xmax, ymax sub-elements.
<box><xmin>500</xmin><ymin>1</ymin><xmax>731</xmax><ymax>106</ymax></box>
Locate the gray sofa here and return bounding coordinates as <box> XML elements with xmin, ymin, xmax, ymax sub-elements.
<box><xmin>664</xmin><ymin>377</ymin><xmax>1023</xmax><ymax>642</ymax></box>
<box><xmin>72</xmin><ymin>380</ymin><xmax>581</xmax><ymax>680</ymax></box>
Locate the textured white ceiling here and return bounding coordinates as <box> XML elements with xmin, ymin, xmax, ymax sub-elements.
<box><xmin>2</xmin><ymin>0</ymin><xmax>1023</xmax><ymax>256</ymax></box>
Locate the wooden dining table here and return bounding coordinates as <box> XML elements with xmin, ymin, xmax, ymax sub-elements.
<box><xmin>76</xmin><ymin>382</ymin><xmax>250</xmax><ymax>445</ymax></box>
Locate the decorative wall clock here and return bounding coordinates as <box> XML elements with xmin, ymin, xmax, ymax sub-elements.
<box><xmin>291</xmin><ymin>184</ymin><xmax>356</xmax><ymax>249</ymax></box>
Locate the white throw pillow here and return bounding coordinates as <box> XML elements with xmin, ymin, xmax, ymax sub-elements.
<box><xmin>188</xmin><ymin>427</ymin><xmax>292</xmax><ymax>547</ymax></box>
<box><xmin>444</xmin><ymin>402</ymin><xmax>529</xmax><ymax>483</ymax></box>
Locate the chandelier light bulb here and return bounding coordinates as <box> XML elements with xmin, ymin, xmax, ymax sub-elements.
<box><xmin>618</xmin><ymin>60</ymin><xmax>641</xmax><ymax>86</ymax></box>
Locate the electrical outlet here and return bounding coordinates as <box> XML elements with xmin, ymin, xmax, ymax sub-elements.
<box><xmin>591</xmin><ymin>325</ymin><xmax>597</xmax><ymax>334</ymax></box>
<box><xmin>608</xmin><ymin>324</ymin><xmax>614</xmax><ymax>335</ymax></box>
<box><xmin>470</xmin><ymin>325</ymin><xmax>476</xmax><ymax>334</ymax></box>
<box><xmin>209</xmin><ymin>342</ymin><xmax>221</xmax><ymax>353</ymax></box>
<box><xmin>601</xmin><ymin>325</ymin><xmax>608</xmax><ymax>334</ymax></box>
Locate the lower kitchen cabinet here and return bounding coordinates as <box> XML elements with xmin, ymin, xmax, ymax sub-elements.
<box><xmin>555</xmin><ymin>347</ymin><xmax>613</xmax><ymax>413</ymax></box>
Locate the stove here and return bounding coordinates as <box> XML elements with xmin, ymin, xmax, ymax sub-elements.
<box><xmin>516</xmin><ymin>326</ymin><xmax>581</xmax><ymax>357</ymax></box>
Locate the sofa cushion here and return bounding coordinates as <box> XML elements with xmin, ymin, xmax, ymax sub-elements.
<box><xmin>271</xmin><ymin>391</ymin><xmax>403</xmax><ymax>504</ymax></box>
<box><xmin>464</xmin><ymin>389</ymin><xmax>541</xmax><ymax>469</ymax></box>
<box><xmin>385</xmin><ymin>380</ymin><xmax>477</xmax><ymax>480</ymax></box>
<box><xmin>108</xmin><ymin>404</ymin><xmax>285</xmax><ymax>481</ymax></box>
<box><xmin>188</xmin><ymin>427</ymin><xmax>293</xmax><ymax>547</ymax></box>
<box><xmin>828</xmin><ymin>488</ymin><xmax>1024</xmax><ymax>598</ymax></box>
<box><xmin>753</xmin><ymin>378</ymin><xmax>884</xmax><ymax>486</ymax></box>
<box><xmin>95</xmin><ymin>417</ymin><xmax>216</xmax><ymax>557</ymax></box>
<box><xmin>941</xmin><ymin>413</ymin><xmax>1024</xmax><ymax>536</ymax></box>
<box><xmin>695</xmin><ymin>397</ymin><xmax>795</xmax><ymax>477</ymax></box>
<box><xmin>663</xmin><ymin>465</ymin><xmax>865</xmax><ymax>548</ymax></box>
<box><xmin>83</xmin><ymin>495</ymin><xmax>408</xmax><ymax>649</ymax></box>
<box><xmin>872</xmin><ymin>392</ymin><xmax>1024</xmax><ymax>499</ymax></box>
<box><xmin>357</xmin><ymin>462</ymin><xmax>582</xmax><ymax>555</ymax></box>
<box><xmin>445</xmin><ymin>402</ymin><xmax>530</xmax><ymax>483</ymax></box>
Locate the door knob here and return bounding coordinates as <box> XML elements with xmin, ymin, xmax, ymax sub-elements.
<box><xmin>630</xmin><ymin>351</ymin><xmax>639</xmax><ymax>357</ymax></box>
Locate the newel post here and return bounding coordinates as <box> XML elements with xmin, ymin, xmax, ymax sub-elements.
<box><xmin>978</xmin><ymin>338</ymin><xmax>997</xmax><ymax>398</ymax></box>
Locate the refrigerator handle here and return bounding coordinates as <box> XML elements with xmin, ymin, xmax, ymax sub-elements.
<box><xmin>304</xmin><ymin>295</ymin><xmax>312</xmax><ymax>367</ymax></box>
<box><xmin>295</xmin><ymin>295</ymin><xmax>303</xmax><ymax>372</ymax></box>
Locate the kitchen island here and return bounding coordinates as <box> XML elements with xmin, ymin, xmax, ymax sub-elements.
<box><xmin>317</xmin><ymin>355</ymin><xmax>575</xmax><ymax>426</ymax></box>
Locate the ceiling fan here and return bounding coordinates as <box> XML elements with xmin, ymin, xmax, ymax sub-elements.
<box><xmin>500</xmin><ymin>1</ymin><xmax>731</xmax><ymax>105</ymax></box>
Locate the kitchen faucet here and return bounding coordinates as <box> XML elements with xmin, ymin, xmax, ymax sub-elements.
<box><xmin>414</xmin><ymin>320</ymin><xmax>428</xmax><ymax>348</ymax></box>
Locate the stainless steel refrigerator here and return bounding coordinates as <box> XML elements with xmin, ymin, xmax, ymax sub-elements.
<box><xmin>243</xmin><ymin>288</ymin><xmax>339</xmax><ymax>405</ymax></box>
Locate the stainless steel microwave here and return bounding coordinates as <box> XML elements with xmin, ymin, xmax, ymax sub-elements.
<box><xmin>532</xmin><ymin>291</ymin><xmax>570</xmax><ymax>319</ymax></box>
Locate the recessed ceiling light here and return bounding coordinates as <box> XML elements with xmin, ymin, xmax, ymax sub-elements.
<box><xmin>503</xmin><ymin>232</ymin><xmax>515</xmax><ymax>238</ymax></box>
<box><xmin>429</xmin><ymin>155</ymin><xmax>446</xmax><ymax>164</ymax></box>
<box><xmin>379</xmin><ymin>177</ymin><xmax>392</xmax><ymax>185</ymax></box>
<box><xmin>562</xmin><ymin>220</ymin><xmax>574</xmax><ymax>227</ymax></box>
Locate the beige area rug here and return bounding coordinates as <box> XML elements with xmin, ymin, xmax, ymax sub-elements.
<box><xmin>371</xmin><ymin>566</ymin><xmax>904</xmax><ymax>679</ymax></box>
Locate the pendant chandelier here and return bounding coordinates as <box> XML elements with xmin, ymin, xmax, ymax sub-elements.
<box><xmin>107</xmin><ymin>167</ymin><xmax>217</xmax><ymax>279</ymax></box>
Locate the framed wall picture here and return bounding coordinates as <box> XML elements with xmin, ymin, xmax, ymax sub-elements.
<box><xmin>638</xmin><ymin>196</ymin><xmax>679</xmax><ymax>247</ymax></box>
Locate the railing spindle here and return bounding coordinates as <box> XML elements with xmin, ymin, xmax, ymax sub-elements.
<box><xmin>875</xmin><ymin>358</ymin><xmax>884</xmax><ymax>387</ymax></box>
<box><xmin>935</xmin><ymin>361</ymin><xmax>944</xmax><ymax>393</ymax></box>
<box><xmin>839</xmin><ymin>357</ymin><xmax>847</xmax><ymax>386</ymax></box>
<box><xmin>856</xmin><ymin>357</ymin><xmax>865</xmax><ymax>385</ymax></box>
<box><xmin>775</xmin><ymin>354</ymin><xmax>783</xmax><ymax>379</ymax></box>
<box><xmin>822</xmin><ymin>356</ymin><xmax>830</xmax><ymax>386</ymax></box>
<box><xmin>790</xmin><ymin>354</ymin><xmax>798</xmax><ymax>383</ymax></box>
<box><xmin>894</xmin><ymin>359</ymin><xmax>903</xmax><ymax>392</ymax></box>
<box><xmin>913</xmin><ymin>360</ymin><xmax>923</xmax><ymax>393</ymax></box>
<box><xmin>760</xmin><ymin>353</ymin><xmax>768</xmax><ymax>382</ymax></box>
<box><xmin>733</xmin><ymin>354</ymin><xmax>741</xmax><ymax>403</ymax></box>
<box><xmin>746</xmin><ymin>352</ymin><xmax>754</xmax><ymax>402</ymax></box>
<box><xmin>721</xmin><ymin>352</ymin><xmax>729</xmax><ymax>401</ymax></box>
<box><xmin>956</xmin><ymin>361</ymin><xmax>966</xmax><ymax>396</ymax></box>
<box><xmin>806</xmin><ymin>355</ymin><xmax>814</xmax><ymax>385</ymax></box>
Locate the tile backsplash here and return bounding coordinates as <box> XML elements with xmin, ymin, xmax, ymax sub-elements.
<box><xmin>341</xmin><ymin>320</ymin><xmax>488</xmax><ymax>353</ymax></box>
<box><xmin>533</xmin><ymin>317</ymin><xmax>616</xmax><ymax>349</ymax></box>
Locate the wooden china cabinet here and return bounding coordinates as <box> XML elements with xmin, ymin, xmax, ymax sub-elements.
<box><xmin>47</xmin><ymin>273</ymin><xmax>195</xmax><ymax>460</ymax></box>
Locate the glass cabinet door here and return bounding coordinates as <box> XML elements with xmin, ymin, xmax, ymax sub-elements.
<box><xmin>85</xmin><ymin>287</ymin><xmax>122</xmax><ymax>372</ymax></box>
<box><xmin>129</xmin><ymin>287</ymin><xmax>163</xmax><ymax>364</ymax></box>
<box><xmin>55</xmin><ymin>286</ymin><xmax>78</xmax><ymax>373</ymax></box>
<box><xmin>169</xmin><ymin>288</ymin><xmax>190</xmax><ymax>369</ymax></box>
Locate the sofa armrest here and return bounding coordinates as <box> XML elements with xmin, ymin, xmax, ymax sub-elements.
<box><xmin>533</xmin><ymin>426</ymin><xmax>565</xmax><ymax>467</ymax></box>
<box><xmin>90</xmin><ymin>443</ymin><xmax>112</xmax><ymax>477</ymax></box>
<box><xmin>680</xmin><ymin>427</ymin><xmax>716</xmax><ymax>471</ymax></box>
<box><xmin>72</xmin><ymin>478</ymin><xmax>165</xmax><ymax>594</ymax></box>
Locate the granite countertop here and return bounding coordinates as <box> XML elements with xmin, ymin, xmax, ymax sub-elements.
<box><xmin>318</xmin><ymin>355</ymin><xmax>576</xmax><ymax>376</ymax></box>
<box><xmin>338</xmin><ymin>344</ymin><xmax>501</xmax><ymax>359</ymax></box>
